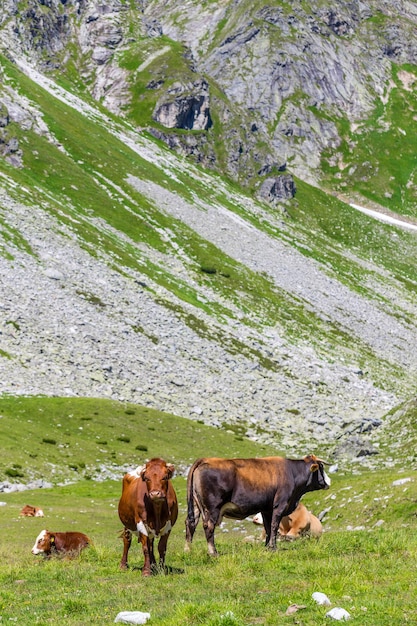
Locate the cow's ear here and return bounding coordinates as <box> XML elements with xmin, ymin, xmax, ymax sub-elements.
<box><xmin>310</xmin><ymin>463</ymin><xmax>319</xmax><ymax>473</ymax></box>
<box><xmin>166</xmin><ymin>463</ymin><xmax>175</xmax><ymax>478</ymax></box>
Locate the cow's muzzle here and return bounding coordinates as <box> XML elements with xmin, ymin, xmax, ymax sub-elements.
<box><xmin>149</xmin><ymin>490</ymin><xmax>166</xmax><ymax>501</ymax></box>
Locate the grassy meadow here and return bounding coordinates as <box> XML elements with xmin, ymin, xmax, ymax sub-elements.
<box><xmin>1</xmin><ymin>396</ymin><xmax>417</xmax><ymax>625</ymax></box>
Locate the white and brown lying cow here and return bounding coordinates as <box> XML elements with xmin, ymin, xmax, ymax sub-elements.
<box><xmin>31</xmin><ymin>530</ymin><xmax>91</xmax><ymax>557</ymax></box>
<box><xmin>253</xmin><ymin>503</ymin><xmax>323</xmax><ymax>541</ymax></box>
<box><xmin>20</xmin><ymin>504</ymin><xmax>44</xmax><ymax>517</ymax></box>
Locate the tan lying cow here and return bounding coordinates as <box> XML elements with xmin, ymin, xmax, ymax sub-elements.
<box><xmin>118</xmin><ymin>458</ymin><xmax>178</xmax><ymax>576</ymax></box>
<box><xmin>31</xmin><ymin>530</ymin><xmax>91</xmax><ymax>557</ymax></box>
<box><xmin>253</xmin><ymin>503</ymin><xmax>323</xmax><ymax>540</ymax></box>
<box><xmin>20</xmin><ymin>504</ymin><xmax>44</xmax><ymax>517</ymax></box>
<box><xmin>185</xmin><ymin>454</ymin><xmax>330</xmax><ymax>556</ymax></box>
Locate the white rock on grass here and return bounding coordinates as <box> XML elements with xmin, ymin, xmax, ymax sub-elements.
<box><xmin>326</xmin><ymin>607</ymin><xmax>351</xmax><ymax>620</ymax></box>
<box><xmin>312</xmin><ymin>592</ymin><xmax>331</xmax><ymax>606</ymax></box>
<box><xmin>114</xmin><ymin>611</ymin><xmax>151</xmax><ymax>624</ymax></box>
<box><xmin>392</xmin><ymin>477</ymin><xmax>412</xmax><ymax>486</ymax></box>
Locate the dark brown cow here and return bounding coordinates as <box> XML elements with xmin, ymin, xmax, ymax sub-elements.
<box><xmin>118</xmin><ymin>458</ymin><xmax>178</xmax><ymax>576</ymax></box>
<box><xmin>31</xmin><ymin>530</ymin><xmax>91</xmax><ymax>556</ymax></box>
<box><xmin>185</xmin><ymin>454</ymin><xmax>330</xmax><ymax>555</ymax></box>
<box><xmin>20</xmin><ymin>504</ymin><xmax>44</xmax><ymax>517</ymax></box>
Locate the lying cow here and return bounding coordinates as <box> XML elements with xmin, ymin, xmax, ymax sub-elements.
<box><xmin>185</xmin><ymin>454</ymin><xmax>330</xmax><ymax>555</ymax></box>
<box><xmin>20</xmin><ymin>505</ymin><xmax>44</xmax><ymax>517</ymax></box>
<box><xmin>118</xmin><ymin>458</ymin><xmax>178</xmax><ymax>576</ymax></box>
<box><xmin>31</xmin><ymin>530</ymin><xmax>91</xmax><ymax>557</ymax></box>
<box><xmin>253</xmin><ymin>503</ymin><xmax>323</xmax><ymax>540</ymax></box>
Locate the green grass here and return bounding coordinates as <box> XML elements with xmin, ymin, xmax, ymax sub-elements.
<box><xmin>0</xmin><ymin>396</ymin><xmax>277</xmax><ymax>484</ymax></box>
<box><xmin>1</xmin><ymin>396</ymin><xmax>417</xmax><ymax>625</ymax></box>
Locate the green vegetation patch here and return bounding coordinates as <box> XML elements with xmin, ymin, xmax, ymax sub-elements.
<box><xmin>0</xmin><ymin>395</ymin><xmax>277</xmax><ymax>484</ymax></box>
<box><xmin>322</xmin><ymin>63</ymin><xmax>417</xmax><ymax>219</ymax></box>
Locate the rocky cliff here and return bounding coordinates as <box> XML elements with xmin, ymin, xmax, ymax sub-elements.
<box><xmin>2</xmin><ymin>0</ymin><xmax>417</xmax><ymax>194</ymax></box>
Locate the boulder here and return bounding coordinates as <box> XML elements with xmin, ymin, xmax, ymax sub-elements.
<box><xmin>257</xmin><ymin>175</ymin><xmax>296</xmax><ymax>203</ymax></box>
<box><xmin>152</xmin><ymin>80</ymin><xmax>212</xmax><ymax>130</ymax></box>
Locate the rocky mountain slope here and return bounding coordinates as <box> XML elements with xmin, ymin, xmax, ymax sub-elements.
<box><xmin>2</xmin><ymin>0</ymin><xmax>417</xmax><ymax>200</ymax></box>
<box><xmin>0</xmin><ymin>0</ymin><xmax>416</xmax><ymax>461</ymax></box>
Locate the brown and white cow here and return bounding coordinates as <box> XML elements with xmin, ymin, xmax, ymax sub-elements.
<box><xmin>253</xmin><ymin>503</ymin><xmax>323</xmax><ymax>540</ymax></box>
<box><xmin>31</xmin><ymin>530</ymin><xmax>91</xmax><ymax>556</ymax></box>
<box><xmin>118</xmin><ymin>458</ymin><xmax>178</xmax><ymax>576</ymax></box>
<box><xmin>20</xmin><ymin>505</ymin><xmax>44</xmax><ymax>517</ymax></box>
<box><xmin>185</xmin><ymin>454</ymin><xmax>330</xmax><ymax>556</ymax></box>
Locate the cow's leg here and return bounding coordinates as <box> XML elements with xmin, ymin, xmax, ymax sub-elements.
<box><xmin>149</xmin><ymin>537</ymin><xmax>156</xmax><ymax>567</ymax></box>
<box><xmin>157</xmin><ymin>531</ymin><xmax>170</xmax><ymax>568</ymax></box>
<box><xmin>262</xmin><ymin>512</ymin><xmax>272</xmax><ymax>547</ymax></box>
<box><xmin>184</xmin><ymin>501</ymin><xmax>200</xmax><ymax>552</ymax></box>
<box><xmin>203</xmin><ymin>514</ymin><xmax>219</xmax><ymax>557</ymax></box>
<box><xmin>140</xmin><ymin>534</ymin><xmax>152</xmax><ymax>577</ymax></box>
<box><xmin>120</xmin><ymin>528</ymin><xmax>132</xmax><ymax>570</ymax></box>
<box><xmin>269</xmin><ymin>502</ymin><xmax>289</xmax><ymax>549</ymax></box>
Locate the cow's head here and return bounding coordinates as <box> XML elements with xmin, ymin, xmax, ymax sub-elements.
<box><xmin>304</xmin><ymin>455</ymin><xmax>331</xmax><ymax>491</ymax></box>
<box><xmin>140</xmin><ymin>458</ymin><xmax>175</xmax><ymax>502</ymax></box>
<box><xmin>32</xmin><ymin>529</ymin><xmax>53</xmax><ymax>555</ymax></box>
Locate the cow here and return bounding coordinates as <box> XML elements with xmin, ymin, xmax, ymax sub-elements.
<box><xmin>185</xmin><ymin>454</ymin><xmax>330</xmax><ymax>556</ymax></box>
<box><xmin>253</xmin><ymin>503</ymin><xmax>323</xmax><ymax>540</ymax></box>
<box><xmin>31</xmin><ymin>530</ymin><xmax>91</xmax><ymax>557</ymax></box>
<box><xmin>118</xmin><ymin>458</ymin><xmax>178</xmax><ymax>576</ymax></box>
<box><xmin>20</xmin><ymin>505</ymin><xmax>44</xmax><ymax>517</ymax></box>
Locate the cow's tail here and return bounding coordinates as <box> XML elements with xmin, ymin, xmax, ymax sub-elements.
<box><xmin>184</xmin><ymin>458</ymin><xmax>204</xmax><ymax>552</ymax></box>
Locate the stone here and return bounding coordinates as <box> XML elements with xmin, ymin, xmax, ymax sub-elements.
<box><xmin>257</xmin><ymin>175</ymin><xmax>296</xmax><ymax>203</ymax></box>
<box><xmin>114</xmin><ymin>611</ymin><xmax>151</xmax><ymax>625</ymax></box>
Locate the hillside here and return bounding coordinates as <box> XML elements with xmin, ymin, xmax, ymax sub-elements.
<box><xmin>0</xmin><ymin>0</ymin><xmax>417</xmax><ymax>461</ymax></box>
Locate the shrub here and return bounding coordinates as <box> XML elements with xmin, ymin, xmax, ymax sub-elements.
<box><xmin>42</xmin><ymin>437</ymin><xmax>56</xmax><ymax>445</ymax></box>
<box><xmin>135</xmin><ymin>444</ymin><xmax>148</xmax><ymax>451</ymax></box>
<box><xmin>5</xmin><ymin>468</ymin><xmax>24</xmax><ymax>478</ymax></box>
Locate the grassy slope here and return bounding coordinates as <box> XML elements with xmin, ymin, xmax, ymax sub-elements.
<box><xmin>1</xmin><ymin>396</ymin><xmax>417</xmax><ymax>625</ymax></box>
<box><xmin>321</xmin><ymin>63</ymin><xmax>417</xmax><ymax>219</ymax></box>
<box><xmin>1</xmin><ymin>55</ymin><xmax>417</xmax><ymax>398</ymax></box>
<box><xmin>0</xmin><ymin>396</ymin><xmax>278</xmax><ymax>484</ymax></box>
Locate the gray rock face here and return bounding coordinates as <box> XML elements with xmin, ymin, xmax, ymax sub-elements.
<box><xmin>152</xmin><ymin>80</ymin><xmax>212</xmax><ymax>130</ymax></box>
<box><xmin>257</xmin><ymin>175</ymin><xmax>297</xmax><ymax>203</ymax></box>
<box><xmin>2</xmin><ymin>0</ymin><xmax>417</xmax><ymax>186</ymax></box>
<box><xmin>142</xmin><ymin>0</ymin><xmax>417</xmax><ymax>183</ymax></box>
<box><xmin>0</xmin><ymin>104</ymin><xmax>22</xmax><ymax>167</ymax></box>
